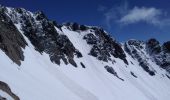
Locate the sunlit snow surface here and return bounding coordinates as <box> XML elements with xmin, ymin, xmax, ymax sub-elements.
<box><xmin>0</xmin><ymin>8</ymin><xmax>170</xmax><ymax>100</ymax></box>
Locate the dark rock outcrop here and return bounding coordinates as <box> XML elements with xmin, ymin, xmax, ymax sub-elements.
<box><xmin>3</xmin><ymin>7</ymin><xmax>82</xmax><ymax>67</ymax></box>
<box><xmin>124</xmin><ymin>40</ymin><xmax>155</xmax><ymax>76</ymax></box>
<box><xmin>64</xmin><ymin>22</ymin><xmax>89</xmax><ymax>31</ymax></box>
<box><xmin>125</xmin><ymin>39</ymin><xmax>170</xmax><ymax>74</ymax></box>
<box><xmin>166</xmin><ymin>74</ymin><xmax>170</xmax><ymax>79</ymax></box>
<box><xmin>80</xmin><ymin>62</ymin><xmax>86</xmax><ymax>68</ymax></box>
<box><xmin>146</xmin><ymin>38</ymin><xmax>161</xmax><ymax>54</ymax></box>
<box><xmin>163</xmin><ymin>41</ymin><xmax>170</xmax><ymax>53</ymax></box>
<box><xmin>0</xmin><ymin>7</ymin><xmax>27</xmax><ymax>65</ymax></box>
<box><xmin>0</xmin><ymin>81</ymin><xmax>20</xmax><ymax>100</ymax></box>
<box><xmin>158</xmin><ymin>42</ymin><xmax>170</xmax><ymax>72</ymax></box>
<box><xmin>104</xmin><ymin>65</ymin><xmax>124</xmax><ymax>81</ymax></box>
<box><xmin>0</xmin><ymin>96</ymin><xmax>6</xmax><ymax>100</ymax></box>
<box><xmin>83</xmin><ymin>27</ymin><xmax>128</xmax><ymax>64</ymax></box>
<box><xmin>146</xmin><ymin>39</ymin><xmax>170</xmax><ymax>73</ymax></box>
<box><xmin>64</xmin><ymin>22</ymin><xmax>128</xmax><ymax>64</ymax></box>
<box><xmin>130</xmin><ymin>71</ymin><xmax>137</xmax><ymax>78</ymax></box>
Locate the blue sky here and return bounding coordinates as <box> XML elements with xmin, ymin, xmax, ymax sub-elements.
<box><xmin>1</xmin><ymin>0</ymin><xmax>170</xmax><ymax>43</ymax></box>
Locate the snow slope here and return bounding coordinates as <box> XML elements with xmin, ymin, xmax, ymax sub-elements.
<box><xmin>0</xmin><ymin>6</ymin><xmax>170</xmax><ymax>100</ymax></box>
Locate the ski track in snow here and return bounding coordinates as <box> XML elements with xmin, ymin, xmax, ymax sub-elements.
<box><xmin>44</xmin><ymin>62</ymin><xmax>99</xmax><ymax>100</ymax></box>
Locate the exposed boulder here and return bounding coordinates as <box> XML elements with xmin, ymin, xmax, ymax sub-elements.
<box><xmin>80</xmin><ymin>62</ymin><xmax>86</xmax><ymax>68</ymax></box>
<box><xmin>104</xmin><ymin>65</ymin><xmax>124</xmax><ymax>81</ymax></box>
<box><xmin>130</xmin><ymin>72</ymin><xmax>137</xmax><ymax>78</ymax></box>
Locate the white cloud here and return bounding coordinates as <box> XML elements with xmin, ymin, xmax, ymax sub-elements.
<box><xmin>101</xmin><ymin>2</ymin><xmax>129</xmax><ymax>28</ymax></box>
<box><xmin>119</xmin><ymin>7</ymin><xmax>162</xmax><ymax>25</ymax></box>
<box><xmin>100</xmin><ymin>3</ymin><xmax>170</xmax><ymax>28</ymax></box>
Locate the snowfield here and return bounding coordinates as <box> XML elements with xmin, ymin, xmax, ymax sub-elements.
<box><xmin>0</xmin><ymin>24</ymin><xmax>170</xmax><ymax>100</ymax></box>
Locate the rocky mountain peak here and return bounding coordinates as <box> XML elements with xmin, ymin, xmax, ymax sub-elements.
<box><xmin>163</xmin><ymin>41</ymin><xmax>170</xmax><ymax>53</ymax></box>
<box><xmin>146</xmin><ymin>38</ymin><xmax>161</xmax><ymax>55</ymax></box>
<box><xmin>35</xmin><ymin>11</ymin><xmax>48</xmax><ymax>20</ymax></box>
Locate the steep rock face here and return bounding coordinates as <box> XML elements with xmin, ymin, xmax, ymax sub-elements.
<box><xmin>124</xmin><ymin>39</ymin><xmax>155</xmax><ymax>75</ymax></box>
<box><xmin>0</xmin><ymin>7</ymin><xmax>27</xmax><ymax>65</ymax></box>
<box><xmin>146</xmin><ymin>39</ymin><xmax>170</xmax><ymax>73</ymax></box>
<box><xmin>3</xmin><ymin>7</ymin><xmax>82</xmax><ymax>67</ymax></box>
<box><xmin>125</xmin><ymin>38</ymin><xmax>170</xmax><ymax>74</ymax></box>
<box><xmin>65</xmin><ymin>23</ymin><xmax>128</xmax><ymax>64</ymax></box>
<box><xmin>163</xmin><ymin>41</ymin><xmax>170</xmax><ymax>53</ymax></box>
<box><xmin>85</xmin><ymin>27</ymin><xmax>128</xmax><ymax>64</ymax></box>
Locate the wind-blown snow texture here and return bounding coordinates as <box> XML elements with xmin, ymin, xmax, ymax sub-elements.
<box><xmin>0</xmin><ymin>6</ymin><xmax>170</xmax><ymax>100</ymax></box>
